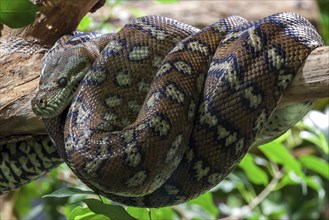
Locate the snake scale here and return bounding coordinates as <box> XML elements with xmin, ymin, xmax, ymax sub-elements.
<box><xmin>1</xmin><ymin>12</ymin><xmax>323</xmax><ymax>207</ymax></box>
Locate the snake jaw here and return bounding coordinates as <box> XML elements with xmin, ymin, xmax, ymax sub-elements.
<box><xmin>32</xmin><ymin>67</ymin><xmax>89</xmax><ymax>118</ymax></box>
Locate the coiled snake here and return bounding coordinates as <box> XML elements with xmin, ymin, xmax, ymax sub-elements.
<box><xmin>2</xmin><ymin>12</ymin><xmax>324</xmax><ymax>207</ymax></box>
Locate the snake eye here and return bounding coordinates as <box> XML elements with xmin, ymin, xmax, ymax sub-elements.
<box><xmin>58</xmin><ymin>77</ymin><xmax>68</xmax><ymax>87</ymax></box>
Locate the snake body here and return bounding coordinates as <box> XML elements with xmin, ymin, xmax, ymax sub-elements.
<box><xmin>2</xmin><ymin>12</ymin><xmax>323</xmax><ymax>207</ymax></box>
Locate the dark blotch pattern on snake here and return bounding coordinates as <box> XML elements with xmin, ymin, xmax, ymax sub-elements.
<box><xmin>3</xmin><ymin>12</ymin><xmax>325</xmax><ymax>208</ymax></box>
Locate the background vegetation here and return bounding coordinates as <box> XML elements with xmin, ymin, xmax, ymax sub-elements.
<box><xmin>1</xmin><ymin>0</ymin><xmax>328</xmax><ymax>219</ymax></box>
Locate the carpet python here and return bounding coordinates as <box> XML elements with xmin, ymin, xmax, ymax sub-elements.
<box><xmin>1</xmin><ymin>12</ymin><xmax>323</xmax><ymax>207</ymax></box>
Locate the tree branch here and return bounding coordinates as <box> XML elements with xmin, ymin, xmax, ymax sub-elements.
<box><xmin>280</xmin><ymin>46</ymin><xmax>329</xmax><ymax>108</ymax></box>
<box><xmin>0</xmin><ymin>43</ymin><xmax>328</xmax><ymax>137</ymax></box>
<box><xmin>1</xmin><ymin>0</ymin><xmax>105</xmax><ymax>46</ymax></box>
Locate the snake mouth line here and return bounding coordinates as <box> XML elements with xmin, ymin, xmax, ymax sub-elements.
<box><xmin>32</xmin><ymin>89</ymin><xmax>73</xmax><ymax>118</ymax></box>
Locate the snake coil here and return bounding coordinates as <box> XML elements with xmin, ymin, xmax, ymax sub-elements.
<box><xmin>29</xmin><ymin>12</ymin><xmax>324</xmax><ymax>207</ymax></box>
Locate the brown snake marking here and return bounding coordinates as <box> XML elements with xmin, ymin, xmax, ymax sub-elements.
<box><xmin>6</xmin><ymin>12</ymin><xmax>320</xmax><ymax>207</ymax></box>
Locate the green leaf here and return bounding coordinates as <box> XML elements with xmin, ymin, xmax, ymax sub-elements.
<box><xmin>42</xmin><ymin>187</ymin><xmax>96</xmax><ymax>198</ymax></box>
<box><xmin>156</xmin><ymin>0</ymin><xmax>178</xmax><ymax>4</ymax></box>
<box><xmin>126</xmin><ymin>207</ymin><xmax>150</xmax><ymax>220</ymax></box>
<box><xmin>68</xmin><ymin>206</ymin><xmax>107</xmax><ymax>220</ymax></box>
<box><xmin>0</xmin><ymin>0</ymin><xmax>39</xmax><ymax>28</ymax></box>
<box><xmin>78</xmin><ymin>16</ymin><xmax>92</xmax><ymax>32</ymax></box>
<box><xmin>300</xmin><ymin>130</ymin><xmax>329</xmax><ymax>154</ymax></box>
<box><xmin>188</xmin><ymin>192</ymin><xmax>219</xmax><ymax>218</ymax></box>
<box><xmin>259</xmin><ymin>142</ymin><xmax>303</xmax><ymax>177</ymax></box>
<box><xmin>153</xmin><ymin>207</ymin><xmax>177</xmax><ymax>220</ymax></box>
<box><xmin>299</xmin><ymin>155</ymin><xmax>329</xmax><ymax>180</ymax></box>
<box><xmin>83</xmin><ymin>199</ymin><xmax>137</xmax><ymax>220</ymax></box>
<box><xmin>238</xmin><ymin>153</ymin><xmax>269</xmax><ymax>185</ymax></box>
<box><xmin>304</xmin><ymin>176</ymin><xmax>322</xmax><ymax>191</ymax></box>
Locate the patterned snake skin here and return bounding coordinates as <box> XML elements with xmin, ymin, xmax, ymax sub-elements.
<box><xmin>2</xmin><ymin>12</ymin><xmax>324</xmax><ymax>207</ymax></box>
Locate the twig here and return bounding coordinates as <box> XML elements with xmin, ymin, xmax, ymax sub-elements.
<box><xmin>220</xmin><ymin>168</ymin><xmax>283</xmax><ymax>220</ymax></box>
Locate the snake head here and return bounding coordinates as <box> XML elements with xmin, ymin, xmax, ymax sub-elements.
<box><xmin>32</xmin><ymin>45</ymin><xmax>99</xmax><ymax>118</ymax></box>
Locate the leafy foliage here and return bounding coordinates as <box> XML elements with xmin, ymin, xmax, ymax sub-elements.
<box><xmin>11</xmin><ymin>107</ymin><xmax>328</xmax><ymax>219</ymax></box>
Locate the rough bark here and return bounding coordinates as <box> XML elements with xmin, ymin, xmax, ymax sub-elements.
<box><xmin>2</xmin><ymin>0</ymin><xmax>105</xmax><ymax>46</ymax></box>
<box><xmin>0</xmin><ymin>45</ymin><xmax>328</xmax><ymax>137</ymax></box>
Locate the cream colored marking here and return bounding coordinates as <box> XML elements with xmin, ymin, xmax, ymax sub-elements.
<box><xmin>188</xmin><ymin>100</ymin><xmax>196</xmax><ymax>120</ymax></box>
<box><xmin>208</xmin><ymin>173</ymin><xmax>223</xmax><ymax>184</ymax></box>
<box><xmin>128</xmin><ymin>101</ymin><xmax>141</xmax><ymax>113</ymax></box>
<box><xmin>126</xmin><ymin>170</ymin><xmax>147</xmax><ymax>187</ymax></box>
<box><xmin>247</xmin><ymin>26</ymin><xmax>262</xmax><ymax>52</ymax></box>
<box><xmin>138</xmin><ymin>80</ymin><xmax>149</xmax><ymax>92</ymax></box>
<box><xmin>1</xmin><ymin>153</ymin><xmax>17</xmax><ymax>185</ymax></box>
<box><xmin>123</xmin><ymin>130</ymin><xmax>134</xmax><ymax>142</ymax></box>
<box><xmin>212</xmin><ymin>23</ymin><xmax>227</xmax><ymax>33</ymax></box>
<box><xmin>170</xmin><ymin>42</ymin><xmax>184</xmax><ymax>53</ymax></box>
<box><xmin>85</xmin><ymin>137</ymin><xmax>109</xmax><ymax>177</ymax></box>
<box><xmin>90</xmin><ymin>71</ymin><xmax>107</xmax><ymax>83</ymax></box>
<box><xmin>174</xmin><ymin>61</ymin><xmax>192</xmax><ymax>75</ymax></box>
<box><xmin>243</xmin><ymin>86</ymin><xmax>262</xmax><ymax>108</ymax></box>
<box><xmin>193</xmin><ymin>160</ymin><xmax>210</xmax><ymax>181</ymax></box>
<box><xmin>20</xmin><ymin>144</ymin><xmax>42</xmax><ymax>172</ymax></box>
<box><xmin>150</xmin><ymin>115</ymin><xmax>170</xmax><ymax>136</ymax></box>
<box><xmin>152</xmin><ymin>55</ymin><xmax>163</xmax><ymax>68</ymax></box>
<box><xmin>235</xmin><ymin>138</ymin><xmax>245</xmax><ymax>153</ymax></box>
<box><xmin>165</xmin><ymin>135</ymin><xmax>183</xmax><ymax>162</ymax></box>
<box><xmin>172</xmin><ymin>36</ymin><xmax>183</xmax><ymax>44</ymax></box>
<box><xmin>278</xmin><ymin>73</ymin><xmax>293</xmax><ymax>89</ymax></box>
<box><xmin>76</xmin><ymin>106</ymin><xmax>92</xmax><ymax>124</ymax></box>
<box><xmin>41</xmin><ymin>138</ymin><xmax>57</xmax><ymax>154</ymax></box>
<box><xmin>103</xmin><ymin>113</ymin><xmax>117</xmax><ymax>121</ymax></box>
<box><xmin>136</xmin><ymin>123</ymin><xmax>147</xmax><ymax>131</ymax></box>
<box><xmin>254</xmin><ymin>110</ymin><xmax>267</xmax><ymax>132</ymax></box>
<box><xmin>164</xmin><ymin>185</ymin><xmax>179</xmax><ymax>195</ymax></box>
<box><xmin>137</xmin><ymin>23</ymin><xmax>167</xmax><ymax>40</ymax></box>
<box><xmin>77</xmin><ymin>129</ymin><xmax>92</xmax><ymax>148</ymax></box>
<box><xmin>125</xmin><ymin>142</ymin><xmax>141</xmax><ymax>167</ymax></box>
<box><xmin>19</xmin><ymin>154</ymin><xmax>38</xmax><ymax>173</ymax></box>
<box><xmin>267</xmin><ymin>48</ymin><xmax>284</xmax><ymax>70</ymax></box>
<box><xmin>165</xmin><ymin>84</ymin><xmax>184</xmax><ymax>103</ymax></box>
<box><xmin>222</xmin><ymin>30</ymin><xmax>244</xmax><ymax>43</ymax></box>
<box><xmin>187</xmin><ymin>41</ymin><xmax>209</xmax><ymax>55</ymax></box>
<box><xmin>106</xmin><ymin>95</ymin><xmax>122</xmax><ymax>107</ymax></box>
<box><xmin>122</xmin><ymin>118</ymin><xmax>131</xmax><ymax>126</ymax></box>
<box><xmin>106</xmin><ymin>40</ymin><xmax>123</xmax><ymax>53</ymax></box>
<box><xmin>217</xmin><ymin>126</ymin><xmax>230</xmax><ymax>139</ymax></box>
<box><xmin>65</xmin><ymin>139</ymin><xmax>74</xmax><ymax>151</ymax></box>
<box><xmin>129</xmin><ymin>46</ymin><xmax>150</xmax><ymax>61</ymax></box>
<box><xmin>85</xmin><ymin>159</ymin><xmax>102</xmax><ymax>177</ymax></box>
<box><xmin>199</xmin><ymin>102</ymin><xmax>218</xmax><ymax>127</ymax></box>
<box><xmin>156</xmin><ymin>63</ymin><xmax>171</xmax><ymax>77</ymax></box>
<box><xmin>209</xmin><ymin>60</ymin><xmax>240</xmax><ymax>89</ymax></box>
<box><xmin>116</xmin><ymin>71</ymin><xmax>132</xmax><ymax>86</ymax></box>
<box><xmin>147</xmin><ymin>92</ymin><xmax>160</xmax><ymax>108</ymax></box>
<box><xmin>152</xmin><ymin>174</ymin><xmax>170</xmax><ymax>191</ymax></box>
<box><xmin>225</xmin><ymin>132</ymin><xmax>237</xmax><ymax>146</ymax></box>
